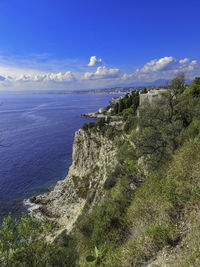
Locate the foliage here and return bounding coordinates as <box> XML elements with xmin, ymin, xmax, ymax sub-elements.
<box><xmin>77</xmin><ymin>173</ymin><xmax>133</xmax><ymax>249</ymax></box>
<box><xmin>123</xmin><ymin>116</ymin><xmax>137</xmax><ymax>133</ymax></box>
<box><xmin>51</xmin><ymin>231</ymin><xmax>78</xmax><ymax>267</ymax></box>
<box><xmin>111</xmin><ymin>91</ymin><xmax>139</xmax><ymax>115</ymax></box>
<box><xmin>0</xmin><ymin>214</ymin><xmax>79</xmax><ymax>267</ymax></box>
<box><xmin>140</xmin><ymin>88</ymin><xmax>148</xmax><ymax>94</ymax></box>
<box><xmin>133</xmin><ymin>84</ymin><xmax>200</xmax><ymax>169</ymax></box>
<box><xmin>85</xmin><ymin>246</ymin><xmax>104</xmax><ymax>266</ymax></box>
<box><xmin>88</xmin><ymin>122</ymin><xmax>96</xmax><ymax>129</ymax></box>
<box><xmin>2</xmin><ymin>76</ymin><xmax>200</xmax><ymax>266</ymax></box>
<box><xmin>185</xmin><ymin>76</ymin><xmax>200</xmax><ymax>97</ymax></box>
<box><xmin>103</xmin><ymin>169</ymin><xmax>119</xmax><ymax>190</ymax></box>
<box><xmin>82</xmin><ymin>123</ymin><xmax>89</xmax><ymax>131</ymax></box>
<box><xmin>170</xmin><ymin>72</ymin><xmax>186</xmax><ymax>94</ymax></box>
<box><xmin>177</xmin><ymin>118</ymin><xmax>200</xmax><ymax>145</ymax></box>
<box><xmin>102</xmin><ymin>141</ymin><xmax>200</xmax><ymax>266</ymax></box>
<box><xmin>0</xmin><ymin>214</ymin><xmax>54</xmax><ymax>267</ymax></box>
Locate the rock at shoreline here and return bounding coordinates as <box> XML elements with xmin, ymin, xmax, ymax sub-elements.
<box><xmin>30</xmin><ymin>127</ymin><xmax>119</xmax><ymax>236</ymax></box>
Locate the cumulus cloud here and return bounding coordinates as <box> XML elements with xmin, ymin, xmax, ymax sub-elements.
<box><xmin>179</xmin><ymin>58</ymin><xmax>189</xmax><ymax>64</ymax></box>
<box><xmin>122</xmin><ymin>56</ymin><xmax>200</xmax><ymax>82</ymax></box>
<box><xmin>88</xmin><ymin>56</ymin><xmax>102</xmax><ymax>66</ymax></box>
<box><xmin>44</xmin><ymin>71</ymin><xmax>74</xmax><ymax>82</ymax></box>
<box><xmin>0</xmin><ymin>54</ymin><xmax>199</xmax><ymax>91</ymax></box>
<box><xmin>141</xmin><ymin>57</ymin><xmax>177</xmax><ymax>72</ymax></box>
<box><xmin>13</xmin><ymin>71</ymin><xmax>74</xmax><ymax>83</ymax></box>
<box><xmin>83</xmin><ymin>66</ymin><xmax>120</xmax><ymax>80</ymax></box>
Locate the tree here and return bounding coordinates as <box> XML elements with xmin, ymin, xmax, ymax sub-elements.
<box><xmin>140</xmin><ymin>88</ymin><xmax>147</xmax><ymax>94</ymax></box>
<box><xmin>114</xmin><ymin>102</ymin><xmax>119</xmax><ymax>114</ymax></box>
<box><xmin>118</xmin><ymin>99</ymin><xmax>125</xmax><ymax>113</ymax></box>
<box><xmin>131</xmin><ymin>91</ymin><xmax>139</xmax><ymax>113</ymax></box>
<box><xmin>0</xmin><ymin>214</ymin><xmax>54</xmax><ymax>267</ymax></box>
<box><xmin>170</xmin><ymin>72</ymin><xmax>185</xmax><ymax>95</ymax></box>
<box><xmin>133</xmin><ymin>89</ymin><xmax>184</xmax><ymax>169</ymax></box>
<box><xmin>0</xmin><ymin>215</ymin><xmax>17</xmax><ymax>266</ymax></box>
<box><xmin>186</xmin><ymin>77</ymin><xmax>200</xmax><ymax>97</ymax></box>
<box><xmin>133</xmin><ymin>75</ymin><xmax>200</xmax><ymax>170</ymax></box>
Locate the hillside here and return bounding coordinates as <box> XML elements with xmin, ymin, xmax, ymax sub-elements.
<box><xmin>1</xmin><ymin>75</ymin><xmax>200</xmax><ymax>266</ymax></box>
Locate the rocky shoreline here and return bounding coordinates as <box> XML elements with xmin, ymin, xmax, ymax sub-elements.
<box><xmin>25</xmin><ymin>125</ymin><xmax>119</xmax><ymax>237</ymax></box>
<box><xmin>81</xmin><ymin>112</ymin><xmax>107</xmax><ymax>118</ymax></box>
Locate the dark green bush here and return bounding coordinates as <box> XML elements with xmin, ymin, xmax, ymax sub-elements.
<box><xmin>96</xmin><ymin>118</ymin><xmax>106</xmax><ymax>129</ymax></box>
<box><xmin>51</xmin><ymin>231</ymin><xmax>78</xmax><ymax>267</ymax></box>
<box><xmin>82</xmin><ymin>123</ymin><xmax>88</xmax><ymax>131</ymax></box>
<box><xmin>124</xmin><ymin>116</ymin><xmax>137</xmax><ymax>133</ymax></box>
<box><xmin>104</xmin><ymin>176</ymin><xmax>117</xmax><ymax>190</ymax></box>
<box><xmin>88</xmin><ymin>122</ymin><xmax>96</xmax><ymax>129</ymax></box>
<box><xmin>177</xmin><ymin>119</ymin><xmax>200</xmax><ymax>145</ymax></box>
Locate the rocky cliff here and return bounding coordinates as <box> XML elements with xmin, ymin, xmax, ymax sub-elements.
<box><xmin>32</xmin><ymin>125</ymin><xmax>120</xmax><ymax>236</ymax></box>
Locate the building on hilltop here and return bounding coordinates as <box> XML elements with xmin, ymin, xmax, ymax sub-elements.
<box><xmin>139</xmin><ymin>88</ymin><xmax>169</xmax><ymax>106</ymax></box>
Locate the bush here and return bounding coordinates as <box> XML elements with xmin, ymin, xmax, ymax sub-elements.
<box><xmin>88</xmin><ymin>122</ymin><xmax>96</xmax><ymax>129</ymax></box>
<box><xmin>124</xmin><ymin>116</ymin><xmax>137</xmax><ymax>133</ymax></box>
<box><xmin>177</xmin><ymin>119</ymin><xmax>200</xmax><ymax>145</ymax></box>
<box><xmin>96</xmin><ymin>118</ymin><xmax>106</xmax><ymax>129</ymax></box>
<box><xmin>74</xmin><ymin>175</ymin><xmax>90</xmax><ymax>199</ymax></box>
<box><xmin>82</xmin><ymin>123</ymin><xmax>88</xmax><ymax>131</ymax></box>
<box><xmin>51</xmin><ymin>231</ymin><xmax>78</xmax><ymax>267</ymax></box>
<box><xmin>77</xmin><ymin>176</ymin><xmax>133</xmax><ymax>249</ymax></box>
<box><xmin>105</xmin><ymin>125</ymin><xmax>117</xmax><ymax>140</ymax></box>
<box><xmin>104</xmin><ymin>176</ymin><xmax>117</xmax><ymax>190</ymax></box>
<box><xmin>146</xmin><ymin>224</ymin><xmax>175</xmax><ymax>249</ymax></box>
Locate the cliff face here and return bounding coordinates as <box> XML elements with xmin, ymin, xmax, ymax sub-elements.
<box><xmin>34</xmin><ymin>127</ymin><xmax>119</xmax><ymax>235</ymax></box>
<box><xmin>29</xmin><ymin>86</ymin><xmax>200</xmax><ymax>266</ymax></box>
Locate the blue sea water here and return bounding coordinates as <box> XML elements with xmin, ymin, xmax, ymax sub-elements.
<box><xmin>0</xmin><ymin>91</ymin><xmax>120</xmax><ymax>222</ymax></box>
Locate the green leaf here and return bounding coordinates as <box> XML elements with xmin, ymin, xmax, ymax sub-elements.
<box><xmin>86</xmin><ymin>255</ymin><xmax>96</xmax><ymax>262</ymax></box>
<box><xmin>95</xmin><ymin>246</ymin><xmax>99</xmax><ymax>257</ymax></box>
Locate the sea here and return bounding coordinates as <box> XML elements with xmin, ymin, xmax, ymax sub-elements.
<box><xmin>0</xmin><ymin>91</ymin><xmax>121</xmax><ymax>223</ymax></box>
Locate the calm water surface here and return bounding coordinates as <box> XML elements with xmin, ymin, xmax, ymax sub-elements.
<box><xmin>0</xmin><ymin>91</ymin><xmax>120</xmax><ymax>222</ymax></box>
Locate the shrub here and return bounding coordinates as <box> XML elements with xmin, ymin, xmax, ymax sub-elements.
<box><xmin>105</xmin><ymin>125</ymin><xmax>116</xmax><ymax>140</ymax></box>
<box><xmin>177</xmin><ymin>119</ymin><xmax>200</xmax><ymax>145</ymax></box>
<box><xmin>104</xmin><ymin>176</ymin><xmax>117</xmax><ymax>190</ymax></box>
<box><xmin>88</xmin><ymin>122</ymin><xmax>96</xmax><ymax>129</ymax></box>
<box><xmin>96</xmin><ymin>118</ymin><xmax>106</xmax><ymax>129</ymax></box>
<box><xmin>124</xmin><ymin>116</ymin><xmax>137</xmax><ymax>133</ymax></box>
<box><xmin>82</xmin><ymin>123</ymin><xmax>88</xmax><ymax>131</ymax></box>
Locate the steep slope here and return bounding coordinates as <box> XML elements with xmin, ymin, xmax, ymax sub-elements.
<box><xmin>32</xmin><ymin>123</ymin><xmax>121</xmax><ymax>236</ymax></box>
<box><xmin>31</xmin><ymin>81</ymin><xmax>200</xmax><ymax>266</ymax></box>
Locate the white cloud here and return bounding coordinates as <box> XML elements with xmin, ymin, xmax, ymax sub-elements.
<box><xmin>4</xmin><ymin>71</ymin><xmax>74</xmax><ymax>83</ymax></box>
<box><xmin>88</xmin><ymin>56</ymin><xmax>102</xmax><ymax>66</ymax></box>
<box><xmin>0</xmin><ymin>54</ymin><xmax>199</xmax><ymax>90</ymax></box>
<box><xmin>141</xmin><ymin>57</ymin><xmax>177</xmax><ymax>73</ymax></box>
<box><xmin>121</xmin><ymin>56</ymin><xmax>200</xmax><ymax>83</ymax></box>
<box><xmin>44</xmin><ymin>71</ymin><xmax>74</xmax><ymax>82</ymax></box>
<box><xmin>83</xmin><ymin>66</ymin><xmax>120</xmax><ymax>80</ymax></box>
<box><xmin>179</xmin><ymin>58</ymin><xmax>189</xmax><ymax>64</ymax></box>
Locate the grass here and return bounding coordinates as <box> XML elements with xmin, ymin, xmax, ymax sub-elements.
<box><xmin>54</xmin><ymin>130</ymin><xmax>200</xmax><ymax>266</ymax></box>
<box><xmin>102</xmin><ymin>141</ymin><xmax>200</xmax><ymax>266</ymax></box>
<box><xmin>75</xmin><ymin>140</ymin><xmax>200</xmax><ymax>267</ymax></box>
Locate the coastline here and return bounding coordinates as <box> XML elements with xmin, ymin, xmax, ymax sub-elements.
<box><xmin>23</xmin><ymin>101</ymin><xmax>121</xmax><ymax>236</ymax></box>
<box><xmin>23</xmin><ymin>179</ymin><xmax>65</xmax><ymax>220</ymax></box>
<box><xmin>23</xmin><ymin>198</ymin><xmax>42</xmax><ymax>219</ymax></box>
<box><xmin>81</xmin><ymin>112</ymin><xmax>107</xmax><ymax>118</ymax></box>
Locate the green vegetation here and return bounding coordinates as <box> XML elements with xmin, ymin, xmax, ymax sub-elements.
<box><xmin>112</xmin><ymin>91</ymin><xmax>139</xmax><ymax>115</ymax></box>
<box><xmin>1</xmin><ymin>75</ymin><xmax>200</xmax><ymax>266</ymax></box>
<box><xmin>72</xmin><ymin>175</ymin><xmax>90</xmax><ymax>198</ymax></box>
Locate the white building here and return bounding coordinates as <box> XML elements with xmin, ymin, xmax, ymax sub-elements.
<box><xmin>139</xmin><ymin>89</ymin><xmax>169</xmax><ymax>106</ymax></box>
<box><xmin>98</xmin><ymin>108</ymin><xmax>106</xmax><ymax>114</ymax></box>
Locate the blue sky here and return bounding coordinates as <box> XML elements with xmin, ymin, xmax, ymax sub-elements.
<box><xmin>0</xmin><ymin>0</ymin><xmax>200</xmax><ymax>90</ymax></box>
